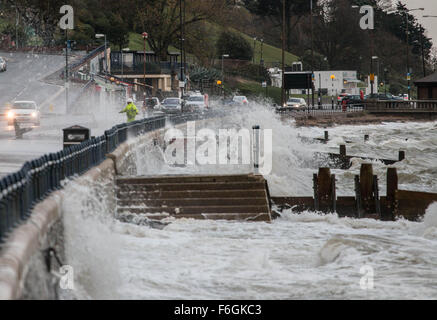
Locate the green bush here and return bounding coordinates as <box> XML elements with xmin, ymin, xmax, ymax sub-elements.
<box><xmin>216</xmin><ymin>31</ymin><xmax>253</xmax><ymax>61</ymax></box>
<box><xmin>189</xmin><ymin>65</ymin><xmax>221</xmax><ymax>82</ymax></box>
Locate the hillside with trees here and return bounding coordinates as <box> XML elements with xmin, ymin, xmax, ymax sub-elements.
<box><xmin>0</xmin><ymin>0</ymin><xmax>435</xmax><ymax>95</ymax></box>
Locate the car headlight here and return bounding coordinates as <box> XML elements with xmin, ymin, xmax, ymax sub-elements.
<box><xmin>31</xmin><ymin>112</ymin><xmax>37</xmax><ymax>118</ymax></box>
<box><xmin>7</xmin><ymin>111</ymin><xmax>15</xmax><ymax>118</ymax></box>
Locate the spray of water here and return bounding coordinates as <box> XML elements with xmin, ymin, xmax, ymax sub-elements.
<box><xmin>56</xmin><ymin>97</ymin><xmax>437</xmax><ymax>299</ymax></box>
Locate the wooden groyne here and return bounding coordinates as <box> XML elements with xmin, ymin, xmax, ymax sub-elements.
<box><xmin>314</xmin><ymin>144</ymin><xmax>405</xmax><ymax>170</ymax></box>
<box><xmin>272</xmin><ymin>164</ymin><xmax>437</xmax><ymax>221</ymax></box>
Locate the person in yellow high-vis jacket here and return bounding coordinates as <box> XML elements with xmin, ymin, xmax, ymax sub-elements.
<box><xmin>120</xmin><ymin>98</ymin><xmax>139</xmax><ymax>123</ymax></box>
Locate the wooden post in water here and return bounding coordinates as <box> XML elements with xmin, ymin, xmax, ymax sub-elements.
<box><xmin>339</xmin><ymin>144</ymin><xmax>346</xmax><ymax>156</ymax></box>
<box><xmin>317</xmin><ymin>168</ymin><xmax>333</xmax><ymax>212</ymax></box>
<box><xmin>360</xmin><ymin>163</ymin><xmax>374</xmax><ymax>215</ymax></box>
<box><xmin>399</xmin><ymin>150</ymin><xmax>405</xmax><ymax>161</ymax></box>
<box><xmin>364</xmin><ymin>134</ymin><xmax>369</xmax><ymax>141</ymax></box>
<box><xmin>386</xmin><ymin>167</ymin><xmax>398</xmax><ymax>221</ymax></box>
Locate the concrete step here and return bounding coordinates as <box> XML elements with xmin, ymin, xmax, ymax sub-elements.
<box><xmin>117</xmin><ymin>189</ymin><xmax>267</xmax><ymax>200</ymax></box>
<box><xmin>124</xmin><ymin>212</ymin><xmax>271</xmax><ymax>222</ymax></box>
<box><xmin>117</xmin><ymin>205</ymin><xmax>270</xmax><ymax>215</ymax></box>
<box><xmin>117</xmin><ymin>181</ymin><xmax>266</xmax><ymax>192</ymax></box>
<box><xmin>117</xmin><ymin>197</ymin><xmax>267</xmax><ymax>207</ymax></box>
<box><xmin>115</xmin><ymin>174</ymin><xmax>272</xmax><ymax>222</ymax></box>
<box><xmin>116</xmin><ymin>174</ymin><xmax>262</xmax><ymax>185</ymax></box>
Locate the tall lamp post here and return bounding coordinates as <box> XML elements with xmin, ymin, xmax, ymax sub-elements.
<box><xmin>372</xmin><ymin>56</ymin><xmax>379</xmax><ymax>94</ymax></box>
<box><xmin>95</xmin><ymin>34</ymin><xmax>107</xmax><ymax>82</ymax></box>
<box><xmin>330</xmin><ymin>74</ymin><xmax>335</xmax><ymax>109</ymax></box>
<box><xmin>422</xmin><ymin>15</ymin><xmax>437</xmax><ymax>77</ymax></box>
<box><xmin>253</xmin><ymin>37</ymin><xmax>257</xmax><ymax>64</ymax></box>
<box><xmin>121</xmin><ymin>47</ymin><xmax>129</xmax><ymax>79</ymax></box>
<box><xmin>403</xmin><ymin>8</ymin><xmax>424</xmax><ymax>100</ymax></box>
<box><xmin>352</xmin><ymin>5</ymin><xmax>375</xmax><ymax>96</ymax></box>
<box><xmin>142</xmin><ymin>32</ymin><xmax>148</xmax><ymax>98</ymax></box>
<box><xmin>260</xmin><ymin>38</ymin><xmax>264</xmax><ymax>65</ymax></box>
<box><xmin>310</xmin><ymin>0</ymin><xmax>315</xmax><ymax>107</ymax></box>
<box><xmin>281</xmin><ymin>0</ymin><xmax>286</xmax><ymax>108</ymax></box>
<box><xmin>222</xmin><ymin>54</ymin><xmax>229</xmax><ymax>98</ymax></box>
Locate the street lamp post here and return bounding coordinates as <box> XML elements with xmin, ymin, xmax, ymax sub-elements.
<box><xmin>142</xmin><ymin>32</ymin><xmax>148</xmax><ymax>98</ymax></box>
<box><xmin>260</xmin><ymin>38</ymin><xmax>264</xmax><ymax>65</ymax></box>
<box><xmin>121</xmin><ymin>47</ymin><xmax>129</xmax><ymax>79</ymax></box>
<box><xmin>330</xmin><ymin>74</ymin><xmax>335</xmax><ymax>109</ymax></box>
<box><xmin>403</xmin><ymin>8</ymin><xmax>424</xmax><ymax>100</ymax></box>
<box><xmin>422</xmin><ymin>16</ymin><xmax>437</xmax><ymax>77</ymax></box>
<box><xmin>372</xmin><ymin>56</ymin><xmax>379</xmax><ymax>94</ymax></box>
<box><xmin>310</xmin><ymin>0</ymin><xmax>315</xmax><ymax>108</ymax></box>
<box><xmin>253</xmin><ymin>37</ymin><xmax>257</xmax><ymax>64</ymax></box>
<box><xmin>222</xmin><ymin>54</ymin><xmax>229</xmax><ymax>98</ymax></box>
<box><xmin>95</xmin><ymin>34</ymin><xmax>107</xmax><ymax>82</ymax></box>
<box><xmin>281</xmin><ymin>0</ymin><xmax>286</xmax><ymax>108</ymax></box>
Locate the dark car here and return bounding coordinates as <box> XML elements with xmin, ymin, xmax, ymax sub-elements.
<box><xmin>342</xmin><ymin>95</ymin><xmax>364</xmax><ymax>107</ymax></box>
<box><xmin>161</xmin><ymin>98</ymin><xmax>182</xmax><ymax>114</ymax></box>
<box><xmin>365</xmin><ymin>93</ymin><xmax>400</xmax><ymax>101</ymax></box>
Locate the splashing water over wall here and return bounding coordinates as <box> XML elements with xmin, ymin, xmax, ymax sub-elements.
<box><xmin>59</xmin><ymin>99</ymin><xmax>437</xmax><ymax>299</ymax></box>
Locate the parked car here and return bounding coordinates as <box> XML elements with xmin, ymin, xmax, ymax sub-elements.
<box><xmin>6</xmin><ymin>101</ymin><xmax>41</xmax><ymax>126</ymax></box>
<box><xmin>337</xmin><ymin>93</ymin><xmax>350</xmax><ymax>103</ymax></box>
<box><xmin>161</xmin><ymin>98</ymin><xmax>182</xmax><ymax>114</ymax></box>
<box><xmin>0</xmin><ymin>57</ymin><xmax>6</xmax><ymax>72</ymax></box>
<box><xmin>144</xmin><ymin>97</ymin><xmax>161</xmax><ymax>110</ymax></box>
<box><xmin>342</xmin><ymin>95</ymin><xmax>364</xmax><ymax>107</ymax></box>
<box><xmin>184</xmin><ymin>94</ymin><xmax>206</xmax><ymax>112</ymax></box>
<box><xmin>398</xmin><ymin>94</ymin><xmax>409</xmax><ymax>101</ymax></box>
<box><xmin>365</xmin><ymin>93</ymin><xmax>399</xmax><ymax>101</ymax></box>
<box><xmin>286</xmin><ymin>97</ymin><xmax>307</xmax><ymax>110</ymax></box>
<box><xmin>232</xmin><ymin>96</ymin><xmax>249</xmax><ymax>106</ymax></box>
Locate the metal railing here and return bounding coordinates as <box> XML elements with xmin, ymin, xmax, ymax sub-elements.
<box><xmin>365</xmin><ymin>100</ymin><xmax>437</xmax><ymax>111</ymax></box>
<box><xmin>0</xmin><ymin>110</ymin><xmax>225</xmax><ymax>243</ymax></box>
<box><xmin>276</xmin><ymin>104</ymin><xmax>364</xmax><ymax>115</ymax></box>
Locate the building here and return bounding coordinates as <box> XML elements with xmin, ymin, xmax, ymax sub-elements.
<box><xmin>414</xmin><ymin>72</ymin><xmax>437</xmax><ymax>100</ymax></box>
<box><xmin>313</xmin><ymin>71</ymin><xmax>376</xmax><ymax>96</ymax></box>
<box><xmin>109</xmin><ymin>50</ymin><xmax>183</xmax><ymax>95</ymax></box>
<box><xmin>268</xmin><ymin>68</ymin><xmax>376</xmax><ymax>96</ymax></box>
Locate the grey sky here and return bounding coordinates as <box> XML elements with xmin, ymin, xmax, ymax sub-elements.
<box><xmin>400</xmin><ymin>0</ymin><xmax>437</xmax><ymax>46</ymax></box>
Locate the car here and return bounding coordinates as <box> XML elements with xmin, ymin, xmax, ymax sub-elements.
<box><xmin>161</xmin><ymin>97</ymin><xmax>182</xmax><ymax>114</ymax></box>
<box><xmin>286</xmin><ymin>97</ymin><xmax>307</xmax><ymax>110</ymax></box>
<box><xmin>6</xmin><ymin>101</ymin><xmax>41</xmax><ymax>126</ymax></box>
<box><xmin>232</xmin><ymin>96</ymin><xmax>249</xmax><ymax>106</ymax></box>
<box><xmin>337</xmin><ymin>92</ymin><xmax>350</xmax><ymax>103</ymax></box>
<box><xmin>144</xmin><ymin>97</ymin><xmax>161</xmax><ymax>110</ymax></box>
<box><xmin>398</xmin><ymin>94</ymin><xmax>409</xmax><ymax>101</ymax></box>
<box><xmin>342</xmin><ymin>95</ymin><xmax>364</xmax><ymax>107</ymax></box>
<box><xmin>365</xmin><ymin>93</ymin><xmax>399</xmax><ymax>101</ymax></box>
<box><xmin>183</xmin><ymin>94</ymin><xmax>206</xmax><ymax>112</ymax></box>
<box><xmin>0</xmin><ymin>57</ymin><xmax>6</xmax><ymax>72</ymax></box>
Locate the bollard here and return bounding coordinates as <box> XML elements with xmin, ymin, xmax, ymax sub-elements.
<box><xmin>398</xmin><ymin>150</ymin><xmax>405</xmax><ymax>161</ymax></box>
<box><xmin>386</xmin><ymin>167</ymin><xmax>398</xmax><ymax>221</ymax></box>
<box><xmin>364</xmin><ymin>134</ymin><xmax>369</xmax><ymax>141</ymax></box>
<box><xmin>360</xmin><ymin>163</ymin><xmax>374</xmax><ymax>214</ymax></box>
<box><xmin>324</xmin><ymin>131</ymin><xmax>329</xmax><ymax>142</ymax></box>
<box><xmin>339</xmin><ymin>144</ymin><xmax>346</xmax><ymax>156</ymax></box>
<box><xmin>252</xmin><ymin>125</ymin><xmax>260</xmax><ymax>175</ymax></box>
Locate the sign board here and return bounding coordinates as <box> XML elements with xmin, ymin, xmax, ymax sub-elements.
<box><xmin>370</xmin><ymin>73</ymin><xmax>375</xmax><ymax>82</ymax></box>
<box><xmin>284</xmin><ymin>72</ymin><xmax>313</xmax><ymax>90</ymax></box>
<box><xmin>262</xmin><ymin>81</ymin><xmax>267</xmax><ymax>88</ymax></box>
<box><xmin>179</xmin><ymin>81</ymin><xmax>185</xmax><ymax>88</ymax></box>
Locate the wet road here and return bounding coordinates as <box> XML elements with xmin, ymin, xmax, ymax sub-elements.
<box><xmin>0</xmin><ymin>51</ymin><xmax>65</xmax><ymax>108</ymax></box>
